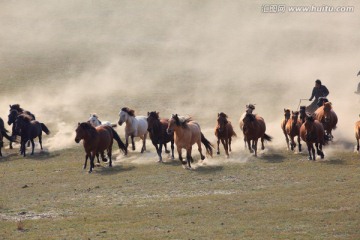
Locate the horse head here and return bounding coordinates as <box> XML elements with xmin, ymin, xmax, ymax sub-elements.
<box><xmin>304</xmin><ymin>115</ymin><xmax>317</xmax><ymax>141</ymax></box>
<box><xmin>14</xmin><ymin>114</ymin><xmax>31</xmax><ymax>134</ymax></box>
<box><xmin>88</xmin><ymin>113</ymin><xmax>101</xmax><ymax>127</ymax></box>
<box><xmin>322</xmin><ymin>102</ymin><xmax>333</xmax><ymax>123</ymax></box>
<box><xmin>291</xmin><ymin>111</ymin><xmax>299</xmax><ymax>124</ymax></box>
<box><xmin>7</xmin><ymin>109</ymin><xmax>19</xmax><ymax>125</ymax></box>
<box><xmin>167</xmin><ymin>114</ymin><xmax>179</xmax><ymax>134</ymax></box>
<box><xmin>147</xmin><ymin>111</ymin><xmax>160</xmax><ymax>131</ymax></box>
<box><xmin>284</xmin><ymin>108</ymin><xmax>291</xmax><ymax>120</ymax></box>
<box><xmin>245</xmin><ymin>104</ymin><xmax>255</xmax><ymax>114</ymax></box>
<box><xmin>217</xmin><ymin>112</ymin><xmax>228</xmax><ymax>133</ymax></box>
<box><xmin>118</xmin><ymin>107</ymin><xmax>135</xmax><ymax>126</ymax></box>
<box><xmin>75</xmin><ymin>122</ymin><xmax>95</xmax><ymax>143</ymax></box>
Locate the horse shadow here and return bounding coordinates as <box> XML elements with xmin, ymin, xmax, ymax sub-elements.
<box><xmin>195</xmin><ymin>165</ymin><xmax>224</xmax><ymax>173</ymax></box>
<box><xmin>320</xmin><ymin>159</ymin><xmax>345</xmax><ymax>165</ymax></box>
<box><xmin>260</xmin><ymin>153</ymin><xmax>286</xmax><ymax>163</ymax></box>
<box><xmin>96</xmin><ymin>165</ymin><xmax>136</xmax><ymax>175</ymax></box>
<box><xmin>26</xmin><ymin>151</ymin><xmax>60</xmax><ymax>161</ymax></box>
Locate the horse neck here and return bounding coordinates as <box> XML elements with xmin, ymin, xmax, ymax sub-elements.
<box><xmin>173</xmin><ymin>125</ymin><xmax>186</xmax><ymax>138</ymax></box>
<box><xmin>125</xmin><ymin>115</ymin><xmax>136</xmax><ymax>127</ymax></box>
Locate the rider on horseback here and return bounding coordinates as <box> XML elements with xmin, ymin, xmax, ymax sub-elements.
<box><xmin>307</xmin><ymin>79</ymin><xmax>329</xmax><ymax>113</ymax></box>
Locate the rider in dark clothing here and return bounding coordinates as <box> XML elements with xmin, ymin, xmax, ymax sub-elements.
<box><xmin>307</xmin><ymin>79</ymin><xmax>329</xmax><ymax>113</ymax></box>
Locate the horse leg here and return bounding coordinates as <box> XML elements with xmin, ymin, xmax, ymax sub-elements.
<box><xmin>21</xmin><ymin>138</ymin><xmax>27</xmax><ymax>157</ymax></box>
<box><xmin>306</xmin><ymin>143</ymin><xmax>313</xmax><ymax>160</ymax></box>
<box><xmin>30</xmin><ymin>139</ymin><xmax>35</xmax><ymax>155</ymax></box>
<box><xmin>108</xmin><ymin>147</ymin><xmax>112</xmax><ymax>167</ymax></box>
<box><xmin>261</xmin><ymin>136</ymin><xmax>265</xmax><ymax>150</ymax></box>
<box><xmin>311</xmin><ymin>145</ymin><xmax>316</xmax><ymax>161</ymax></box>
<box><xmin>84</xmin><ymin>154</ymin><xmax>89</xmax><ymax>170</ymax></box>
<box><xmin>316</xmin><ymin>143</ymin><xmax>324</xmax><ymax>159</ymax></box>
<box><xmin>253</xmin><ymin>139</ymin><xmax>258</xmax><ymax>157</ymax></box>
<box><xmin>357</xmin><ymin>137</ymin><xmax>360</xmax><ymax>152</ymax></box>
<box><xmin>124</xmin><ymin>133</ymin><xmax>129</xmax><ymax>155</ymax></box>
<box><xmin>290</xmin><ymin>136</ymin><xmax>295</xmax><ymax>151</ymax></box>
<box><xmin>143</xmin><ymin>132</ymin><xmax>147</xmax><ymax>151</ymax></box>
<box><xmin>164</xmin><ymin>143</ymin><xmax>170</xmax><ymax>154</ymax></box>
<box><xmin>177</xmin><ymin>147</ymin><xmax>184</xmax><ymax>164</ymax></box>
<box><xmin>170</xmin><ymin>140</ymin><xmax>175</xmax><ymax>160</ymax></box>
<box><xmin>297</xmin><ymin>135</ymin><xmax>302</xmax><ymax>152</ymax></box>
<box><xmin>158</xmin><ymin>142</ymin><xmax>163</xmax><ymax>162</ymax></box>
<box><xmin>131</xmin><ymin>135</ymin><xmax>136</xmax><ymax>151</ymax></box>
<box><xmin>229</xmin><ymin>137</ymin><xmax>232</xmax><ymax>152</ymax></box>
<box><xmin>247</xmin><ymin>139</ymin><xmax>253</xmax><ymax>153</ymax></box>
<box><xmin>221</xmin><ymin>138</ymin><xmax>228</xmax><ymax>157</ymax></box>
<box><xmin>284</xmin><ymin>133</ymin><xmax>290</xmax><ymax>150</ymax></box>
<box><xmin>152</xmin><ymin>140</ymin><xmax>161</xmax><ymax>162</ymax></box>
<box><xmin>89</xmin><ymin>152</ymin><xmax>95</xmax><ymax>173</ymax></box>
<box><xmin>197</xmin><ymin>140</ymin><xmax>205</xmax><ymax>160</ymax></box>
<box><xmin>39</xmin><ymin>134</ymin><xmax>43</xmax><ymax>150</ymax></box>
<box><xmin>186</xmin><ymin>148</ymin><xmax>192</xmax><ymax>169</ymax></box>
<box><xmin>216</xmin><ymin>138</ymin><xmax>220</xmax><ymax>155</ymax></box>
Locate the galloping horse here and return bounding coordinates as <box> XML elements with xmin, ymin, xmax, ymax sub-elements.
<box><xmin>314</xmin><ymin>102</ymin><xmax>338</xmax><ymax>141</ymax></box>
<box><xmin>239</xmin><ymin>104</ymin><xmax>256</xmax><ymax>147</ymax></box>
<box><xmin>147</xmin><ymin>111</ymin><xmax>174</xmax><ymax>162</ymax></box>
<box><xmin>15</xmin><ymin>114</ymin><xmax>50</xmax><ymax>157</ymax></box>
<box><xmin>8</xmin><ymin>105</ymin><xmax>36</xmax><ymax>149</ymax></box>
<box><xmin>300</xmin><ymin>115</ymin><xmax>326</xmax><ymax>160</ymax></box>
<box><xmin>0</xmin><ymin>117</ymin><xmax>13</xmax><ymax>157</ymax></box>
<box><xmin>215</xmin><ymin>112</ymin><xmax>236</xmax><ymax>158</ymax></box>
<box><xmin>88</xmin><ymin>113</ymin><xmax>117</xmax><ymax>128</ymax></box>
<box><xmin>281</xmin><ymin>109</ymin><xmax>291</xmax><ymax>150</ymax></box>
<box><xmin>285</xmin><ymin>111</ymin><xmax>302</xmax><ymax>152</ymax></box>
<box><xmin>75</xmin><ymin>122</ymin><xmax>127</xmax><ymax>173</ymax></box>
<box><xmin>355</xmin><ymin>116</ymin><xmax>360</xmax><ymax>152</ymax></box>
<box><xmin>118</xmin><ymin>107</ymin><xmax>148</xmax><ymax>154</ymax></box>
<box><xmin>241</xmin><ymin>113</ymin><xmax>272</xmax><ymax>157</ymax></box>
<box><xmin>167</xmin><ymin>114</ymin><xmax>213</xmax><ymax>169</ymax></box>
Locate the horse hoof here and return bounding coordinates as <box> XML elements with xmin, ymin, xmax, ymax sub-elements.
<box><xmin>165</xmin><ymin>150</ymin><xmax>170</xmax><ymax>154</ymax></box>
<box><xmin>201</xmin><ymin>156</ymin><xmax>205</xmax><ymax>160</ymax></box>
<box><xmin>171</xmin><ymin>156</ymin><xmax>175</xmax><ymax>160</ymax></box>
<box><xmin>88</xmin><ymin>170</ymin><xmax>93</xmax><ymax>173</ymax></box>
<box><xmin>217</xmin><ymin>151</ymin><xmax>220</xmax><ymax>155</ymax></box>
<box><xmin>226</xmin><ymin>155</ymin><xmax>230</xmax><ymax>159</ymax></box>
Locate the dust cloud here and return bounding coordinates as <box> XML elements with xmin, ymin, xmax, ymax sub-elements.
<box><xmin>0</xmin><ymin>1</ymin><xmax>359</xmax><ymax>155</ymax></box>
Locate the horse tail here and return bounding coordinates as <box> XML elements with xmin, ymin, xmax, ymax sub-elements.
<box><xmin>40</xmin><ymin>123</ymin><xmax>50</xmax><ymax>135</ymax></box>
<box><xmin>111</xmin><ymin>128</ymin><xmax>127</xmax><ymax>154</ymax></box>
<box><xmin>263</xmin><ymin>133</ymin><xmax>272</xmax><ymax>142</ymax></box>
<box><xmin>201</xmin><ymin>132</ymin><xmax>213</xmax><ymax>157</ymax></box>
<box><xmin>231</xmin><ymin>129</ymin><xmax>237</xmax><ymax>137</ymax></box>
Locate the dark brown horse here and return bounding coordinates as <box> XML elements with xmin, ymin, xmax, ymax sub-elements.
<box><xmin>15</xmin><ymin>114</ymin><xmax>50</xmax><ymax>157</ymax></box>
<box><xmin>300</xmin><ymin>115</ymin><xmax>327</xmax><ymax>160</ymax></box>
<box><xmin>75</xmin><ymin>122</ymin><xmax>127</xmax><ymax>173</ymax></box>
<box><xmin>285</xmin><ymin>111</ymin><xmax>302</xmax><ymax>152</ymax></box>
<box><xmin>8</xmin><ymin>105</ymin><xmax>36</xmax><ymax>149</ymax></box>
<box><xmin>0</xmin><ymin>117</ymin><xmax>13</xmax><ymax>157</ymax></box>
<box><xmin>241</xmin><ymin>113</ymin><xmax>272</xmax><ymax>157</ymax></box>
<box><xmin>314</xmin><ymin>102</ymin><xmax>338</xmax><ymax>141</ymax></box>
<box><xmin>281</xmin><ymin>108</ymin><xmax>291</xmax><ymax>150</ymax></box>
<box><xmin>147</xmin><ymin>111</ymin><xmax>174</xmax><ymax>162</ymax></box>
<box><xmin>167</xmin><ymin>114</ymin><xmax>213</xmax><ymax>169</ymax></box>
<box><xmin>215</xmin><ymin>112</ymin><xmax>236</xmax><ymax>158</ymax></box>
<box><xmin>299</xmin><ymin>106</ymin><xmax>307</xmax><ymax>124</ymax></box>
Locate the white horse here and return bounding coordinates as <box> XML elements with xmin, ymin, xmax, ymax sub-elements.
<box><xmin>118</xmin><ymin>107</ymin><xmax>148</xmax><ymax>154</ymax></box>
<box><xmin>239</xmin><ymin>104</ymin><xmax>255</xmax><ymax>147</ymax></box>
<box><xmin>88</xmin><ymin>114</ymin><xmax>117</xmax><ymax>128</ymax></box>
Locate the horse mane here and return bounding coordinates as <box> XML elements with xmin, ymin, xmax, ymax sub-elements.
<box><xmin>10</xmin><ymin>104</ymin><xmax>24</xmax><ymax>112</ymax></box>
<box><xmin>90</xmin><ymin>113</ymin><xmax>99</xmax><ymax>118</ymax></box>
<box><xmin>148</xmin><ymin>111</ymin><xmax>160</xmax><ymax>119</ymax></box>
<box><xmin>121</xmin><ymin>107</ymin><xmax>135</xmax><ymax>117</ymax></box>
<box><xmin>323</xmin><ymin>102</ymin><xmax>332</xmax><ymax>112</ymax></box>
<box><xmin>244</xmin><ymin>113</ymin><xmax>256</xmax><ymax>122</ymax></box>
<box><xmin>79</xmin><ymin>122</ymin><xmax>97</xmax><ymax>137</ymax></box>
<box><xmin>172</xmin><ymin>114</ymin><xmax>192</xmax><ymax>128</ymax></box>
<box><xmin>218</xmin><ymin>112</ymin><xmax>229</xmax><ymax>124</ymax></box>
<box><xmin>17</xmin><ymin>114</ymin><xmax>32</xmax><ymax>123</ymax></box>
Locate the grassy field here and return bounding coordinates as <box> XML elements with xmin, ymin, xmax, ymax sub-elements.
<box><xmin>0</xmin><ymin>144</ymin><xmax>359</xmax><ymax>240</ymax></box>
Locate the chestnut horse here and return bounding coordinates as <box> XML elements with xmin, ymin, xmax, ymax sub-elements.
<box><xmin>300</xmin><ymin>115</ymin><xmax>326</xmax><ymax>160</ymax></box>
<box><xmin>167</xmin><ymin>114</ymin><xmax>213</xmax><ymax>169</ymax></box>
<box><xmin>241</xmin><ymin>113</ymin><xmax>272</xmax><ymax>157</ymax></box>
<box><xmin>314</xmin><ymin>102</ymin><xmax>338</xmax><ymax>141</ymax></box>
<box><xmin>281</xmin><ymin>109</ymin><xmax>291</xmax><ymax>150</ymax></box>
<box><xmin>239</xmin><ymin>104</ymin><xmax>256</xmax><ymax>148</ymax></box>
<box><xmin>215</xmin><ymin>112</ymin><xmax>236</xmax><ymax>158</ymax></box>
<box><xmin>285</xmin><ymin>111</ymin><xmax>302</xmax><ymax>152</ymax></box>
<box><xmin>147</xmin><ymin>111</ymin><xmax>174</xmax><ymax>162</ymax></box>
<box><xmin>355</xmin><ymin>117</ymin><xmax>360</xmax><ymax>152</ymax></box>
<box><xmin>75</xmin><ymin>122</ymin><xmax>127</xmax><ymax>173</ymax></box>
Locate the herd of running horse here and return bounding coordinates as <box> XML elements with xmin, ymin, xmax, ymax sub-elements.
<box><xmin>0</xmin><ymin>101</ymin><xmax>358</xmax><ymax>172</ymax></box>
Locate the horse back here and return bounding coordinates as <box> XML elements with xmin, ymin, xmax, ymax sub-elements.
<box><xmin>136</xmin><ymin>116</ymin><xmax>148</xmax><ymax>136</ymax></box>
<box><xmin>95</xmin><ymin>126</ymin><xmax>113</xmax><ymax>151</ymax></box>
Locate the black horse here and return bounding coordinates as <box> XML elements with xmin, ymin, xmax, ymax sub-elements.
<box><xmin>15</xmin><ymin>114</ymin><xmax>50</xmax><ymax>157</ymax></box>
<box><xmin>0</xmin><ymin>117</ymin><xmax>14</xmax><ymax>157</ymax></box>
<box><xmin>147</xmin><ymin>111</ymin><xmax>174</xmax><ymax>162</ymax></box>
<box><xmin>8</xmin><ymin>104</ymin><xmax>36</xmax><ymax>149</ymax></box>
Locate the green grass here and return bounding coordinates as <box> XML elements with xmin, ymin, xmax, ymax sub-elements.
<box><xmin>0</xmin><ymin>147</ymin><xmax>359</xmax><ymax>239</ymax></box>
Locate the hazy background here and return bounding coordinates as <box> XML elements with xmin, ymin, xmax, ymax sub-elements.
<box><xmin>1</xmin><ymin>0</ymin><xmax>359</xmax><ymax>151</ymax></box>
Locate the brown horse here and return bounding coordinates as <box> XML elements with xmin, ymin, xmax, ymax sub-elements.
<box><xmin>75</xmin><ymin>122</ymin><xmax>127</xmax><ymax>173</ymax></box>
<box><xmin>285</xmin><ymin>111</ymin><xmax>302</xmax><ymax>152</ymax></box>
<box><xmin>215</xmin><ymin>112</ymin><xmax>236</xmax><ymax>158</ymax></box>
<box><xmin>314</xmin><ymin>102</ymin><xmax>338</xmax><ymax>141</ymax></box>
<box><xmin>299</xmin><ymin>106</ymin><xmax>307</xmax><ymax>124</ymax></box>
<box><xmin>241</xmin><ymin>113</ymin><xmax>272</xmax><ymax>157</ymax></box>
<box><xmin>355</xmin><ymin>117</ymin><xmax>360</xmax><ymax>152</ymax></box>
<box><xmin>281</xmin><ymin>108</ymin><xmax>291</xmax><ymax>150</ymax></box>
<box><xmin>166</xmin><ymin>114</ymin><xmax>213</xmax><ymax>169</ymax></box>
<box><xmin>300</xmin><ymin>115</ymin><xmax>326</xmax><ymax>160</ymax></box>
<box><xmin>147</xmin><ymin>111</ymin><xmax>174</xmax><ymax>162</ymax></box>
